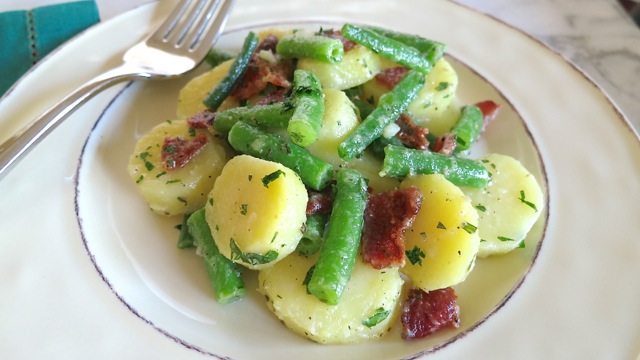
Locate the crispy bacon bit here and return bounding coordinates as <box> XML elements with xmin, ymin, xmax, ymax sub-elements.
<box><xmin>161</xmin><ymin>134</ymin><xmax>208</xmax><ymax>171</ymax></box>
<box><xmin>375</xmin><ymin>66</ymin><xmax>410</xmax><ymax>90</ymax></box>
<box><xmin>362</xmin><ymin>187</ymin><xmax>422</xmax><ymax>269</ymax></box>
<box><xmin>320</xmin><ymin>29</ymin><xmax>357</xmax><ymax>52</ymax></box>
<box><xmin>401</xmin><ymin>287</ymin><xmax>461</xmax><ymax>340</ymax></box>
<box><xmin>475</xmin><ymin>100</ymin><xmax>501</xmax><ymax>131</ymax></box>
<box><xmin>186</xmin><ymin>110</ymin><xmax>216</xmax><ymax>129</ymax></box>
<box><xmin>395</xmin><ymin>113</ymin><xmax>430</xmax><ymax>150</ymax></box>
<box><xmin>306</xmin><ymin>189</ymin><xmax>334</xmax><ymax>215</ymax></box>
<box><xmin>432</xmin><ymin>133</ymin><xmax>456</xmax><ymax>155</ymax></box>
<box><xmin>255</xmin><ymin>34</ymin><xmax>279</xmax><ymax>52</ymax></box>
<box><xmin>232</xmin><ymin>36</ymin><xmax>294</xmax><ymax>102</ymax></box>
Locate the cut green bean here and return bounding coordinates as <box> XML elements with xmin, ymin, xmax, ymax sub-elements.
<box><xmin>213</xmin><ymin>102</ymin><xmax>294</xmax><ymax>133</ymax></box>
<box><xmin>338</xmin><ymin>70</ymin><xmax>424</xmax><ymax>160</ymax></box>
<box><xmin>176</xmin><ymin>213</ymin><xmax>195</xmax><ymax>249</ymax></box>
<box><xmin>341</xmin><ymin>23</ymin><xmax>434</xmax><ymax>74</ymax></box>
<box><xmin>227</xmin><ymin>121</ymin><xmax>333</xmax><ymax>191</ymax></box>
<box><xmin>380</xmin><ymin>144</ymin><xmax>491</xmax><ymax>188</ymax></box>
<box><xmin>296</xmin><ymin>213</ymin><xmax>328</xmax><ymax>257</ymax></box>
<box><xmin>307</xmin><ymin>168</ymin><xmax>368</xmax><ymax>305</ymax></box>
<box><xmin>451</xmin><ymin>105</ymin><xmax>483</xmax><ymax>152</ymax></box>
<box><xmin>205</xmin><ymin>48</ymin><xmax>235</xmax><ymax>67</ymax></box>
<box><xmin>203</xmin><ymin>32</ymin><xmax>259</xmax><ymax>111</ymax></box>
<box><xmin>288</xmin><ymin>69</ymin><xmax>325</xmax><ymax>146</ymax></box>
<box><xmin>276</xmin><ymin>34</ymin><xmax>344</xmax><ymax>63</ymax></box>
<box><xmin>364</xmin><ymin>26</ymin><xmax>446</xmax><ymax>65</ymax></box>
<box><xmin>187</xmin><ymin>209</ymin><xmax>246</xmax><ymax>305</ymax></box>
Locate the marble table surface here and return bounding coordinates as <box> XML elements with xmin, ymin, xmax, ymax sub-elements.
<box><xmin>3</xmin><ymin>0</ymin><xmax>639</xmax><ymax>130</ymax></box>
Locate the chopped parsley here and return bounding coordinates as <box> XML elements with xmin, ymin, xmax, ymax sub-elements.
<box><xmin>230</xmin><ymin>238</ymin><xmax>278</xmax><ymax>265</ymax></box>
<box><xmin>475</xmin><ymin>204</ymin><xmax>487</xmax><ymax>212</ymax></box>
<box><xmin>139</xmin><ymin>152</ymin><xmax>154</xmax><ymax>171</ymax></box>
<box><xmin>435</xmin><ymin>81</ymin><xmax>450</xmax><ymax>91</ymax></box>
<box><xmin>405</xmin><ymin>245</ymin><xmax>426</xmax><ymax>266</ymax></box>
<box><xmin>461</xmin><ymin>222</ymin><xmax>477</xmax><ymax>234</ymax></box>
<box><xmin>240</xmin><ymin>204</ymin><xmax>248</xmax><ymax>215</ymax></box>
<box><xmin>262</xmin><ymin>169</ymin><xmax>285</xmax><ymax>188</ymax></box>
<box><xmin>518</xmin><ymin>190</ymin><xmax>538</xmax><ymax>211</ymax></box>
<box><xmin>362</xmin><ymin>307</ymin><xmax>390</xmax><ymax>328</ymax></box>
<box><xmin>497</xmin><ymin>236</ymin><xmax>515</xmax><ymax>242</ymax></box>
<box><xmin>436</xmin><ymin>221</ymin><xmax>447</xmax><ymax>230</ymax></box>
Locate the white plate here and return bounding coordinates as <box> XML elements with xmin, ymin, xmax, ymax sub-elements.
<box><xmin>1</xmin><ymin>1</ymin><xmax>640</xmax><ymax>359</ymax></box>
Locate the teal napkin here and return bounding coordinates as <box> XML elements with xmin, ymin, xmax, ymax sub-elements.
<box><xmin>0</xmin><ymin>1</ymin><xmax>100</xmax><ymax>96</ymax></box>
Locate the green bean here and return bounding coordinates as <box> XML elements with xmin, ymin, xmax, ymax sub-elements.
<box><xmin>307</xmin><ymin>168</ymin><xmax>368</xmax><ymax>305</ymax></box>
<box><xmin>213</xmin><ymin>102</ymin><xmax>293</xmax><ymax>133</ymax></box>
<box><xmin>296</xmin><ymin>213</ymin><xmax>328</xmax><ymax>257</ymax></box>
<box><xmin>341</xmin><ymin>23</ymin><xmax>434</xmax><ymax>74</ymax></box>
<box><xmin>227</xmin><ymin>121</ymin><xmax>334</xmax><ymax>191</ymax></box>
<box><xmin>338</xmin><ymin>70</ymin><xmax>424</xmax><ymax>160</ymax></box>
<box><xmin>380</xmin><ymin>144</ymin><xmax>490</xmax><ymax>188</ymax></box>
<box><xmin>451</xmin><ymin>105</ymin><xmax>483</xmax><ymax>152</ymax></box>
<box><xmin>364</xmin><ymin>26</ymin><xmax>446</xmax><ymax>65</ymax></box>
<box><xmin>187</xmin><ymin>209</ymin><xmax>246</xmax><ymax>305</ymax></box>
<box><xmin>176</xmin><ymin>213</ymin><xmax>195</xmax><ymax>249</ymax></box>
<box><xmin>205</xmin><ymin>48</ymin><xmax>235</xmax><ymax>67</ymax></box>
<box><xmin>203</xmin><ymin>32</ymin><xmax>259</xmax><ymax>111</ymax></box>
<box><xmin>288</xmin><ymin>69</ymin><xmax>325</xmax><ymax>146</ymax></box>
<box><xmin>276</xmin><ymin>34</ymin><xmax>344</xmax><ymax>63</ymax></box>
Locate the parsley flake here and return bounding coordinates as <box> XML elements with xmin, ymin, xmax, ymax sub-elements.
<box><xmin>518</xmin><ymin>190</ymin><xmax>538</xmax><ymax>212</ymax></box>
<box><xmin>362</xmin><ymin>307</ymin><xmax>390</xmax><ymax>328</ymax></box>
<box><xmin>262</xmin><ymin>169</ymin><xmax>285</xmax><ymax>188</ymax></box>
<box><xmin>405</xmin><ymin>246</ymin><xmax>426</xmax><ymax>266</ymax></box>
<box><xmin>230</xmin><ymin>238</ymin><xmax>278</xmax><ymax>265</ymax></box>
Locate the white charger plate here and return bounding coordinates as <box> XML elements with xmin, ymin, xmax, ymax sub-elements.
<box><xmin>1</xmin><ymin>0</ymin><xmax>640</xmax><ymax>359</ymax></box>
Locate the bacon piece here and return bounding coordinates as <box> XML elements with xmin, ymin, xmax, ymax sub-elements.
<box><xmin>401</xmin><ymin>287</ymin><xmax>461</xmax><ymax>340</ymax></box>
<box><xmin>231</xmin><ymin>36</ymin><xmax>294</xmax><ymax>101</ymax></box>
<box><xmin>320</xmin><ymin>29</ymin><xmax>357</xmax><ymax>52</ymax></box>
<box><xmin>362</xmin><ymin>187</ymin><xmax>422</xmax><ymax>269</ymax></box>
<box><xmin>255</xmin><ymin>34</ymin><xmax>279</xmax><ymax>52</ymax></box>
<box><xmin>432</xmin><ymin>133</ymin><xmax>456</xmax><ymax>155</ymax></box>
<box><xmin>186</xmin><ymin>110</ymin><xmax>216</xmax><ymax>129</ymax></box>
<box><xmin>306</xmin><ymin>189</ymin><xmax>333</xmax><ymax>215</ymax></box>
<box><xmin>375</xmin><ymin>66</ymin><xmax>410</xmax><ymax>90</ymax></box>
<box><xmin>475</xmin><ymin>100</ymin><xmax>501</xmax><ymax>131</ymax></box>
<box><xmin>395</xmin><ymin>113</ymin><xmax>430</xmax><ymax>150</ymax></box>
<box><xmin>161</xmin><ymin>134</ymin><xmax>208</xmax><ymax>171</ymax></box>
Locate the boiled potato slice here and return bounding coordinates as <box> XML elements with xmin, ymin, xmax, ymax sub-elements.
<box><xmin>127</xmin><ymin>119</ymin><xmax>228</xmax><ymax>216</ymax></box>
<box><xmin>304</xmin><ymin>88</ymin><xmax>398</xmax><ymax>193</ymax></box>
<box><xmin>297</xmin><ymin>44</ymin><xmax>396</xmax><ymax>90</ymax></box>
<box><xmin>462</xmin><ymin>154</ymin><xmax>545</xmax><ymax>257</ymax></box>
<box><xmin>361</xmin><ymin>58</ymin><xmax>459</xmax><ymax>136</ymax></box>
<box><xmin>176</xmin><ymin>59</ymin><xmax>239</xmax><ymax>119</ymax></box>
<box><xmin>400</xmin><ymin>174</ymin><xmax>480</xmax><ymax>291</ymax></box>
<box><xmin>258</xmin><ymin>252</ymin><xmax>403</xmax><ymax>344</ymax></box>
<box><xmin>206</xmin><ymin>155</ymin><xmax>308</xmax><ymax>270</ymax></box>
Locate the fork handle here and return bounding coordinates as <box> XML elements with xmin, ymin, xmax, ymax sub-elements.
<box><xmin>0</xmin><ymin>66</ymin><xmax>138</xmax><ymax>182</ymax></box>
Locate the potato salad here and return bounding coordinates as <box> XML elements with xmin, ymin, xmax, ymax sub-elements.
<box><xmin>127</xmin><ymin>24</ymin><xmax>544</xmax><ymax>343</ymax></box>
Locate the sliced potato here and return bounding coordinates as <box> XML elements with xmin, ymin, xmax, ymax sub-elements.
<box><xmin>400</xmin><ymin>174</ymin><xmax>480</xmax><ymax>291</ymax></box>
<box><xmin>127</xmin><ymin>119</ymin><xmax>228</xmax><ymax>216</ymax></box>
<box><xmin>206</xmin><ymin>155</ymin><xmax>308</xmax><ymax>270</ymax></box>
<box><xmin>361</xmin><ymin>58</ymin><xmax>459</xmax><ymax>136</ymax></box>
<box><xmin>176</xmin><ymin>59</ymin><xmax>239</xmax><ymax>119</ymax></box>
<box><xmin>462</xmin><ymin>154</ymin><xmax>545</xmax><ymax>257</ymax></box>
<box><xmin>297</xmin><ymin>45</ymin><xmax>396</xmax><ymax>90</ymax></box>
<box><xmin>258</xmin><ymin>252</ymin><xmax>403</xmax><ymax>344</ymax></box>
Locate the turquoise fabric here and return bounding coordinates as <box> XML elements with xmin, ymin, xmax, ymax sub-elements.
<box><xmin>0</xmin><ymin>1</ymin><xmax>100</xmax><ymax>96</ymax></box>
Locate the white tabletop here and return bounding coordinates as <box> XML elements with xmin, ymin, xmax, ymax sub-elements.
<box><xmin>1</xmin><ymin>0</ymin><xmax>638</xmax><ymax>128</ymax></box>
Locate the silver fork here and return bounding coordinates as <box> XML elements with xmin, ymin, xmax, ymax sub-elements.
<box><xmin>0</xmin><ymin>0</ymin><xmax>235</xmax><ymax>181</ymax></box>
